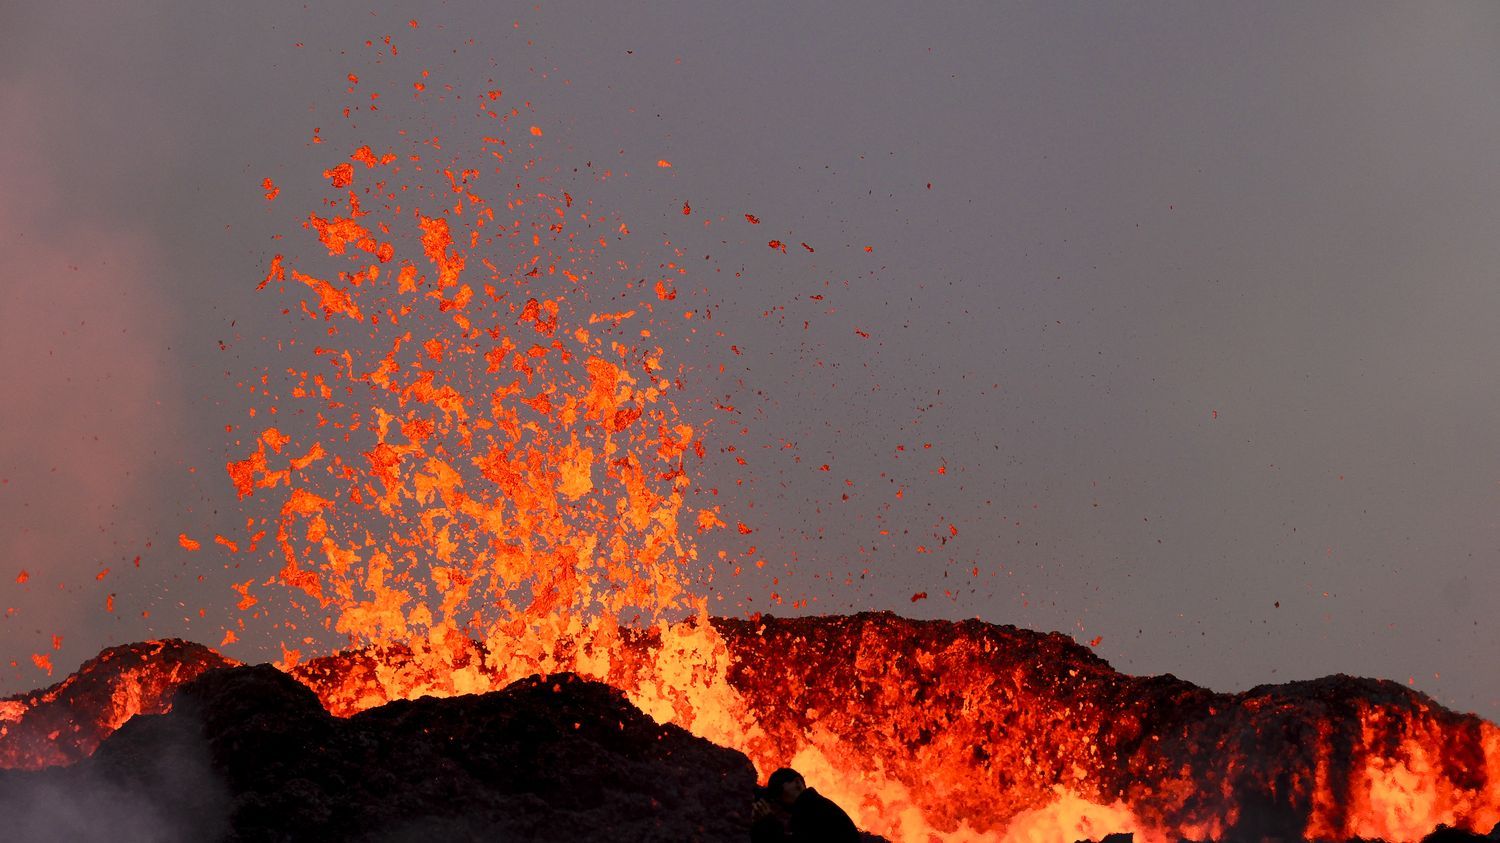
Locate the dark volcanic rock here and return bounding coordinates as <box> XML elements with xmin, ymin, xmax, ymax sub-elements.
<box><xmin>0</xmin><ymin>665</ymin><xmax>757</xmax><ymax>842</ymax></box>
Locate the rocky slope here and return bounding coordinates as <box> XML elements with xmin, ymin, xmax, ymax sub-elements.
<box><xmin>0</xmin><ymin>665</ymin><xmax>756</xmax><ymax>842</ymax></box>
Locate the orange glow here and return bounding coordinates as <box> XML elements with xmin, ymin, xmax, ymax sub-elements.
<box><xmin>225</xmin><ymin>116</ymin><xmax>716</xmax><ymax>687</ymax></box>
<box><xmin>0</xmin><ymin>64</ymin><xmax>1487</xmax><ymax>843</ymax></box>
<box><xmin>196</xmin><ymin>118</ymin><xmax>1499</xmax><ymax>837</ymax></box>
<box><xmin>323</xmin><ymin>162</ymin><xmax>354</xmax><ymax>188</ymax></box>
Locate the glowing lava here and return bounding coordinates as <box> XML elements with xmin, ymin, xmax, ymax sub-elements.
<box><xmin>233</xmin><ymin>125</ymin><xmax>713</xmax><ymax>667</ymax></box>
<box><xmin>4</xmin><ymin>619</ymin><xmax>1498</xmax><ymax>841</ymax></box>
<box><xmin>211</xmin><ymin>93</ymin><xmax>1500</xmax><ymax>838</ymax></box>
<box><xmin>2</xmin><ymin>61</ymin><xmax>1496</xmax><ymax>843</ymax></box>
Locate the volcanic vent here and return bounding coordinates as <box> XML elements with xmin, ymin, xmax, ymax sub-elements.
<box><xmin>3</xmin><ymin>614</ymin><xmax>1498</xmax><ymax>841</ymax></box>
<box><xmin>3</xmin><ymin>45</ymin><xmax>1497</xmax><ymax>843</ymax></box>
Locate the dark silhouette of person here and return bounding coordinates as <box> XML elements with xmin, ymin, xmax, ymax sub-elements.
<box><xmin>755</xmin><ymin>767</ymin><xmax>859</xmax><ymax>843</ymax></box>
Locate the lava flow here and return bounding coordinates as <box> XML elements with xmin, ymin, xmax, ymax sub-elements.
<box><xmin>1</xmin><ymin>69</ymin><xmax>1497</xmax><ymax>843</ymax></box>
<box><xmin>2</xmin><ymin>617</ymin><xmax>1498</xmax><ymax>841</ymax></box>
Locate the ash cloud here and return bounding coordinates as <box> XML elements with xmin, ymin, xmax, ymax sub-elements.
<box><xmin>0</xmin><ymin>77</ymin><xmax>181</xmax><ymax>677</ymax></box>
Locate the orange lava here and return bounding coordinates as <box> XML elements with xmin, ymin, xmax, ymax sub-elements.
<box><xmin>231</xmin><ymin>99</ymin><xmax>720</xmax><ymax>710</ymax></box>
<box><xmin>208</xmin><ymin>98</ymin><xmax>1500</xmax><ymax>837</ymax></box>
<box><xmin>2</xmin><ymin>60</ymin><xmax>1493</xmax><ymax>843</ymax></box>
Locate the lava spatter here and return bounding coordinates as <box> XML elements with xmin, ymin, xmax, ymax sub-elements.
<box><xmin>0</xmin><ymin>35</ymin><xmax>1486</xmax><ymax>839</ymax></box>
<box><xmin>235</xmin><ymin>128</ymin><xmax>715</xmax><ymax>670</ymax></box>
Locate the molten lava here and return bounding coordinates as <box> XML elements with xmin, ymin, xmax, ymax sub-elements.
<box><xmin>2</xmin><ymin>62</ymin><xmax>1495</xmax><ymax>843</ymax></box>
<box><xmin>234</xmin><ymin>131</ymin><xmax>706</xmax><ymax>659</ymax></box>
<box><xmin>281</xmin><ymin>614</ymin><xmax>1500</xmax><ymax>842</ymax></box>
<box><xmin>2</xmin><ymin>618</ymin><xmax>1497</xmax><ymax>841</ymax></box>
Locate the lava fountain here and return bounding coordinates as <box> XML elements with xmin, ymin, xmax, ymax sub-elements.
<box><xmin>2</xmin><ymin>66</ymin><xmax>1497</xmax><ymax>843</ymax></box>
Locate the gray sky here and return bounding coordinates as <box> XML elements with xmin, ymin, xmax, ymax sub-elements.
<box><xmin>3</xmin><ymin>1</ymin><xmax>1499</xmax><ymax>720</ymax></box>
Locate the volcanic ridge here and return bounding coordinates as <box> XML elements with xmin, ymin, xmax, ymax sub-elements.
<box><xmin>1</xmin><ymin>612</ymin><xmax>1497</xmax><ymax>842</ymax></box>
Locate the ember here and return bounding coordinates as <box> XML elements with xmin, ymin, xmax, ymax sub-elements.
<box><xmin>228</xmin><ymin>113</ymin><xmax>715</xmax><ymax>677</ymax></box>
